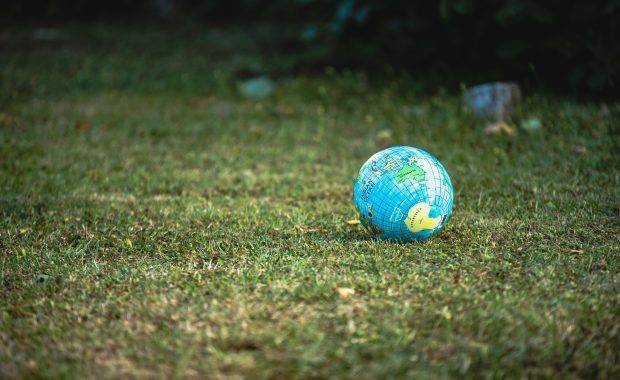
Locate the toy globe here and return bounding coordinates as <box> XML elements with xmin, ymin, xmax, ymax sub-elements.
<box><xmin>353</xmin><ymin>146</ymin><xmax>453</xmax><ymax>241</ymax></box>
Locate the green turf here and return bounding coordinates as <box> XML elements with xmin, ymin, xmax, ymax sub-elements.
<box><xmin>1</xmin><ymin>25</ymin><xmax>619</xmax><ymax>379</ymax></box>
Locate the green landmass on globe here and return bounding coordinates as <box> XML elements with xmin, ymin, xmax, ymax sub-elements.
<box><xmin>395</xmin><ymin>163</ymin><xmax>425</xmax><ymax>183</ymax></box>
<box><xmin>356</xmin><ymin>163</ymin><xmax>370</xmax><ymax>183</ymax></box>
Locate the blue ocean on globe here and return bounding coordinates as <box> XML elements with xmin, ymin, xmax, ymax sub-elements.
<box><xmin>353</xmin><ymin>146</ymin><xmax>454</xmax><ymax>241</ymax></box>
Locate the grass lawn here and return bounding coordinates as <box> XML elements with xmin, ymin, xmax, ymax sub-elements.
<box><xmin>1</xmin><ymin>25</ymin><xmax>619</xmax><ymax>379</ymax></box>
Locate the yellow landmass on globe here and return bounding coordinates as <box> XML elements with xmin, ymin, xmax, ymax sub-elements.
<box><xmin>404</xmin><ymin>202</ymin><xmax>441</xmax><ymax>233</ymax></box>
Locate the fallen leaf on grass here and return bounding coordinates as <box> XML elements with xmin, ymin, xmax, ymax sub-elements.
<box><xmin>440</xmin><ymin>306</ymin><xmax>452</xmax><ymax>320</ymax></box>
<box><xmin>0</xmin><ymin>113</ymin><xmax>15</xmax><ymax>127</ymax></box>
<box><xmin>485</xmin><ymin>121</ymin><xmax>515</xmax><ymax>135</ymax></box>
<box><xmin>346</xmin><ymin>219</ymin><xmax>360</xmax><ymax>225</ymax></box>
<box><xmin>249</xmin><ymin>125</ymin><xmax>265</xmax><ymax>135</ymax></box>
<box><xmin>74</xmin><ymin>120</ymin><xmax>90</xmax><ymax>131</ymax></box>
<box><xmin>337</xmin><ymin>287</ymin><xmax>355</xmax><ymax>298</ymax></box>
<box><xmin>574</xmin><ymin>145</ymin><xmax>589</xmax><ymax>155</ymax></box>
<box><xmin>298</xmin><ymin>227</ymin><xmax>320</xmax><ymax>233</ymax></box>
<box><xmin>562</xmin><ymin>248</ymin><xmax>584</xmax><ymax>254</ymax></box>
<box><xmin>452</xmin><ymin>272</ymin><xmax>461</xmax><ymax>285</ymax></box>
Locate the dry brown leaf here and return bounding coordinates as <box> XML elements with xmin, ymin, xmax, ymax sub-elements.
<box><xmin>452</xmin><ymin>272</ymin><xmax>461</xmax><ymax>285</ymax></box>
<box><xmin>0</xmin><ymin>113</ymin><xmax>15</xmax><ymax>127</ymax></box>
<box><xmin>574</xmin><ymin>145</ymin><xmax>589</xmax><ymax>155</ymax></box>
<box><xmin>299</xmin><ymin>227</ymin><xmax>320</xmax><ymax>233</ymax></box>
<box><xmin>485</xmin><ymin>121</ymin><xmax>515</xmax><ymax>135</ymax></box>
<box><xmin>75</xmin><ymin>120</ymin><xmax>91</xmax><ymax>131</ymax></box>
<box><xmin>337</xmin><ymin>287</ymin><xmax>355</xmax><ymax>298</ymax></box>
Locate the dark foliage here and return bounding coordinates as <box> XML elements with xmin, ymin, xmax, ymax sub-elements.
<box><xmin>3</xmin><ymin>0</ymin><xmax>619</xmax><ymax>95</ymax></box>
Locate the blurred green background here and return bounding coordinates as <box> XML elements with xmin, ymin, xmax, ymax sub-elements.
<box><xmin>3</xmin><ymin>0</ymin><xmax>619</xmax><ymax>96</ymax></box>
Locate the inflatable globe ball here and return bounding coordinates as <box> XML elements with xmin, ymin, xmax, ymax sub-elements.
<box><xmin>353</xmin><ymin>146</ymin><xmax>453</xmax><ymax>242</ymax></box>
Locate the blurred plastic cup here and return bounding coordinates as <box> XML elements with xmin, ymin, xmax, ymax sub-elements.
<box><xmin>462</xmin><ymin>82</ymin><xmax>521</xmax><ymax>121</ymax></box>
